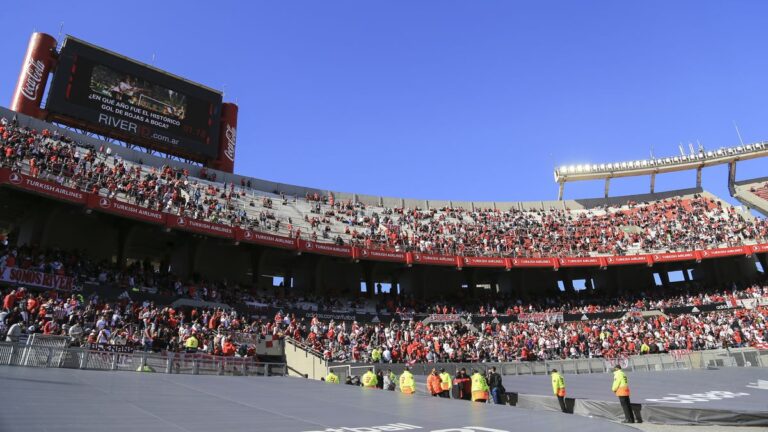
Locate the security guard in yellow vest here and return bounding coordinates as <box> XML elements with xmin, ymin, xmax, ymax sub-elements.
<box><xmin>362</xmin><ymin>368</ymin><xmax>378</xmax><ymax>388</ymax></box>
<box><xmin>612</xmin><ymin>366</ymin><xmax>640</xmax><ymax>423</ymax></box>
<box><xmin>438</xmin><ymin>368</ymin><xmax>452</xmax><ymax>398</ymax></box>
<box><xmin>550</xmin><ymin>368</ymin><xmax>567</xmax><ymax>413</ymax></box>
<box><xmin>184</xmin><ymin>333</ymin><xmax>199</xmax><ymax>352</ymax></box>
<box><xmin>326</xmin><ymin>371</ymin><xmax>339</xmax><ymax>384</ymax></box>
<box><xmin>470</xmin><ymin>369</ymin><xmax>489</xmax><ymax>402</ymax></box>
<box><xmin>399</xmin><ymin>367</ymin><xmax>415</xmax><ymax>394</ymax></box>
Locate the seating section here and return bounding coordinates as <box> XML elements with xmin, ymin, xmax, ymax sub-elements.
<box><xmin>2</xmin><ymin>117</ymin><xmax>766</xmax><ymax>259</ymax></box>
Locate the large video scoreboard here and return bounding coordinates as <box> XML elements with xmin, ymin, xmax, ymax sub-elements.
<box><xmin>46</xmin><ymin>37</ymin><xmax>222</xmax><ymax>160</ymax></box>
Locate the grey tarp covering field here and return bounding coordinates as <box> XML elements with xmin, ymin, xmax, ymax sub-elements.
<box><xmin>0</xmin><ymin>366</ymin><xmax>638</xmax><ymax>432</ymax></box>
<box><xmin>503</xmin><ymin>368</ymin><xmax>768</xmax><ymax>425</ymax></box>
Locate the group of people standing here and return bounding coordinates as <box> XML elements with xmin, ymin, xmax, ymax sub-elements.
<box><xmin>325</xmin><ymin>364</ymin><xmax>640</xmax><ymax>424</ymax></box>
<box><xmin>326</xmin><ymin>366</ymin><xmax>505</xmax><ymax>404</ymax></box>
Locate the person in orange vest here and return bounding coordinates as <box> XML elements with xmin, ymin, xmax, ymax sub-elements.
<box><xmin>427</xmin><ymin>369</ymin><xmax>442</xmax><ymax>397</ymax></box>
<box><xmin>612</xmin><ymin>365</ymin><xmax>640</xmax><ymax>423</ymax></box>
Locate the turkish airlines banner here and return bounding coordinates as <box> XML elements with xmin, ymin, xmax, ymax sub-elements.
<box><xmin>1</xmin><ymin>267</ymin><xmax>74</xmax><ymax>291</ymax></box>
<box><xmin>510</xmin><ymin>257</ymin><xmax>558</xmax><ymax>268</ymax></box>
<box><xmin>652</xmin><ymin>251</ymin><xmax>699</xmax><ymax>263</ymax></box>
<box><xmin>411</xmin><ymin>253</ymin><xmax>456</xmax><ymax>266</ymax></box>
<box><xmin>559</xmin><ymin>257</ymin><xmax>603</xmax><ymax>267</ymax></box>
<box><xmin>165</xmin><ymin>215</ymin><xmax>235</xmax><ymax>239</ymax></box>
<box><xmin>0</xmin><ymin>169</ymin><xmax>87</xmax><ymax>204</ymax></box>
<box><xmin>699</xmin><ymin>246</ymin><xmax>749</xmax><ymax>260</ymax></box>
<box><xmin>605</xmin><ymin>254</ymin><xmax>653</xmax><ymax>266</ymax></box>
<box><xmin>235</xmin><ymin>228</ymin><xmax>295</xmax><ymax>250</ymax></box>
<box><xmin>86</xmin><ymin>194</ymin><xmax>166</xmax><ymax>225</ymax></box>
<box><xmin>356</xmin><ymin>248</ymin><xmax>407</xmax><ymax>263</ymax></box>
<box><xmin>463</xmin><ymin>256</ymin><xmax>506</xmax><ymax>268</ymax></box>
<box><xmin>748</xmin><ymin>244</ymin><xmax>768</xmax><ymax>254</ymax></box>
<box><xmin>298</xmin><ymin>240</ymin><xmax>352</xmax><ymax>257</ymax></box>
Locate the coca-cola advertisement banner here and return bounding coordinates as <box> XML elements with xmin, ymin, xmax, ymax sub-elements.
<box><xmin>87</xmin><ymin>194</ymin><xmax>166</xmax><ymax>225</ymax></box>
<box><xmin>299</xmin><ymin>240</ymin><xmax>352</xmax><ymax>258</ymax></box>
<box><xmin>463</xmin><ymin>256</ymin><xmax>506</xmax><ymax>268</ymax></box>
<box><xmin>357</xmin><ymin>248</ymin><xmax>407</xmax><ymax>263</ymax></box>
<box><xmin>0</xmin><ymin>168</ymin><xmax>87</xmax><ymax>204</ymax></box>
<box><xmin>165</xmin><ymin>215</ymin><xmax>235</xmax><ymax>239</ymax></box>
<box><xmin>0</xmin><ymin>267</ymin><xmax>74</xmax><ymax>291</ymax></box>
<box><xmin>236</xmin><ymin>228</ymin><xmax>295</xmax><ymax>250</ymax></box>
<box><xmin>412</xmin><ymin>253</ymin><xmax>458</xmax><ymax>266</ymax></box>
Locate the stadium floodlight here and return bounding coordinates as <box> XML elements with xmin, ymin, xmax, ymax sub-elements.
<box><xmin>736</xmin><ymin>146</ymin><xmax>744</xmax><ymax>152</ymax></box>
<box><xmin>717</xmin><ymin>149</ymin><xmax>725</xmax><ymax>156</ymax></box>
<box><xmin>599</xmin><ymin>163</ymin><xmax>606</xmax><ymax>170</ymax></box>
<box><xmin>706</xmin><ymin>151</ymin><xmax>714</xmax><ymax>157</ymax></box>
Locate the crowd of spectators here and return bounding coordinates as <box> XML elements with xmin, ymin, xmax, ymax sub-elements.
<box><xmin>288</xmin><ymin>294</ymin><xmax>768</xmax><ymax>364</ymax></box>
<box><xmin>2</xmin><ymin>116</ymin><xmax>768</xmax><ymax>260</ymax></box>
<box><xmin>0</xmin><ymin>284</ymin><xmax>270</xmax><ymax>358</ymax></box>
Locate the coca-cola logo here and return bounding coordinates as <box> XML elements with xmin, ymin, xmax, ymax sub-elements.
<box><xmin>224</xmin><ymin>124</ymin><xmax>236</xmax><ymax>162</ymax></box>
<box><xmin>8</xmin><ymin>172</ymin><xmax>22</xmax><ymax>184</ymax></box>
<box><xmin>20</xmin><ymin>57</ymin><xmax>46</xmax><ymax>101</ymax></box>
<box><xmin>99</xmin><ymin>197</ymin><xmax>111</xmax><ymax>208</ymax></box>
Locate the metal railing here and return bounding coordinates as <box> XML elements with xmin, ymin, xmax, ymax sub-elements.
<box><xmin>323</xmin><ymin>347</ymin><xmax>767</xmax><ymax>379</ymax></box>
<box><xmin>0</xmin><ymin>342</ymin><xmax>287</xmax><ymax>377</ymax></box>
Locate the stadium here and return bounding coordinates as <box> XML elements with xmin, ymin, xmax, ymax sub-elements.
<box><xmin>1</xmin><ymin>6</ymin><xmax>768</xmax><ymax>432</ymax></box>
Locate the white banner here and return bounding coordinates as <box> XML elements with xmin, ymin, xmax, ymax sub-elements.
<box><xmin>0</xmin><ymin>267</ymin><xmax>74</xmax><ymax>290</ymax></box>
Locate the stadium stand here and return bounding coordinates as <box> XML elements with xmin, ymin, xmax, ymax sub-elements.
<box><xmin>1</xmin><ymin>115</ymin><xmax>767</xmax><ymax>260</ymax></box>
<box><xmin>733</xmin><ymin>176</ymin><xmax>768</xmax><ymax>217</ymax></box>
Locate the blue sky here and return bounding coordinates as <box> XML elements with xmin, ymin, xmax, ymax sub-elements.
<box><xmin>1</xmin><ymin>1</ymin><xmax>767</xmax><ymax>203</ymax></box>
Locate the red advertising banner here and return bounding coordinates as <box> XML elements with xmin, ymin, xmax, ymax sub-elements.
<box><xmin>235</xmin><ymin>228</ymin><xmax>296</xmax><ymax>250</ymax></box>
<box><xmin>356</xmin><ymin>248</ymin><xmax>407</xmax><ymax>263</ymax></box>
<box><xmin>298</xmin><ymin>240</ymin><xmax>352</xmax><ymax>258</ymax></box>
<box><xmin>0</xmin><ymin>169</ymin><xmax>87</xmax><ymax>204</ymax></box>
<box><xmin>699</xmin><ymin>246</ymin><xmax>749</xmax><ymax>260</ymax></box>
<box><xmin>652</xmin><ymin>251</ymin><xmax>699</xmax><ymax>263</ymax></box>
<box><xmin>165</xmin><ymin>215</ymin><xmax>235</xmax><ymax>239</ymax></box>
<box><xmin>1</xmin><ymin>267</ymin><xmax>74</xmax><ymax>291</ymax></box>
<box><xmin>748</xmin><ymin>244</ymin><xmax>768</xmax><ymax>254</ymax></box>
<box><xmin>86</xmin><ymin>194</ymin><xmax>166</xmax><ymax>225</ymax></box>
<box><xmin>510</xmin><ymin>257</ymin><xmax>558</xmax><ymax>268</ymax></box>
<box><xmin>605</xmin><ymin>254</ymin><xmax>653</xmax><ymax>266</ymax></box>
<box><xmin>558</xmin><ymin>257</ymin><xmax>603</xmax><ymax>267</ymax></box>
<box><xmin>463</xmin><ymin>256</ymin><xmax>506</xmax><ymax>268</ymax></box>
<box><xmin>411</xmin><ymin>253</ymin><xmax>457</xmax><ymax>266</ymax></box>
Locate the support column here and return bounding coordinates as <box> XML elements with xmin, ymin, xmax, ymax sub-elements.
<box><xmin>604</xmin><ymin>178</ymin><xmax>611</xmax><ymax>199</ymax></box>
<box><xmin>360</xmin><ymin>261</ymin><xmax>375</xmax><ymax>298</ymax></box>
<box><xmin>728</xmin><ymin>161</ymin><xmax>737</xmax><ymax>184</ymax></box>
<box><xmin>558</xmin><ymin>181</ymin><xmax>565</xmax><ymax>201</ymax></box>
<box><xmin>650</xmin><ymin>173</ymin><xmax>656</xmax><ymax>194</ymax></box>
<box><xmin>696</xmin><ymin>167</ymin><xmax>703</xmax><ymax>189</ymax></box>
<box><xmin>250</xmin><ymin>248</ymin><xmax>262</xmax><ymax>285</ymax></box>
